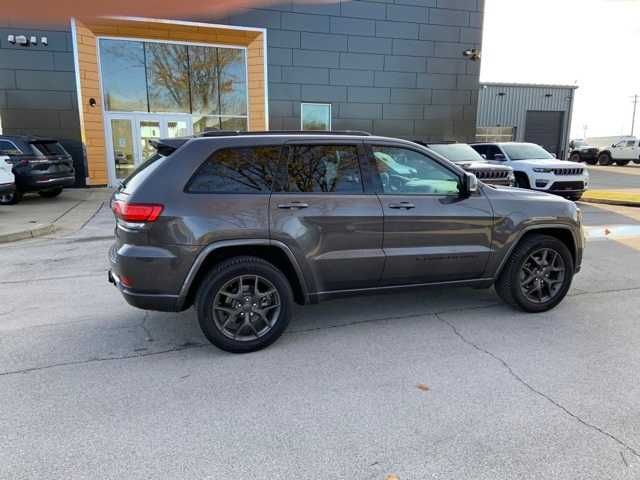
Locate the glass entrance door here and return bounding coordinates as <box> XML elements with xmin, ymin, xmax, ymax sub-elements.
<box><xmin>105</xmin><ymin>114</ymin><xmax>192</xmax><ymax>185</ymax></box>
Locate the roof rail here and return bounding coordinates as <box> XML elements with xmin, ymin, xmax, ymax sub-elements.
<box><xmin>199</xmin><ymin>130</ymin><xmax>372</xmax><ymax>137</ymax></box>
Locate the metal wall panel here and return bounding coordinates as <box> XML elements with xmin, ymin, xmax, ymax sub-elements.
<box><xmin>477</xmin><ymin>83</ymin><xmax>576</xmax><ymax>158</ymax></box>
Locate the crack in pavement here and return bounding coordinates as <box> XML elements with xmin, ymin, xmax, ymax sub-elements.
<box><xmin>434</xmin><ymin>312</ymin><xmax>640</xmax><ymax>461</ymax></box>
<box><xmin>0</xmin><ymin>342</ymin><xmax>209</xmax><ymax>378</ymax></box>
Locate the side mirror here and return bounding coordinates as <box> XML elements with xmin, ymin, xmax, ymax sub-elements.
<box><xmin>464</xmin><ymin>172</ymin><xmax>479</xmax><ymax>196</ymax></box>
<box><xmin>494</xmin><ymin>153</ymin><xmax>506</xmax><ymax>161</ymax></box>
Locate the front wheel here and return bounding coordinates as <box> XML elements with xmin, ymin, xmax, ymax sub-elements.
<box><xmin>598</xmin><ymin>152</ymin><xmax>613</xmax><ymax>165</ymax></box>
<box><xmin>196</xmin><ymin>256</ymin><xmax>293</xmax><ymax>353</ymax></box>
<box><xmin>615</xmin><ymin>160</ymin><xmax>630</xmax><ymax>166</ymax></box>
<box><xmin>569</xmin><ymin>152</ymin><xmax>582</xmax><ymax>163</ymax></box>
<box><xmin>0</xmin><ymin>189</ymin><xmax>22</xmax><ymax>205</ymax></box>
<box><xmin>515</xmin><ymin>172</ymin><xmax>531</xmax><ymax>189</ymax></box>
<box><xmin>38</xmin><ymin>187</ymin><xmax>63</xmax><ymax>198</ymax></box>
<box><xmin>495</xmin><ymin>234</ymin><xmax>574</xmax><ymax>313</ymax></box>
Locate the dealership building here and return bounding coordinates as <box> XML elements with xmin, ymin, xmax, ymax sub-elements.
<box><xmin>0</xmin><ymin>1</ymin><xmax>484</xmax><ymax>187</ymax></box>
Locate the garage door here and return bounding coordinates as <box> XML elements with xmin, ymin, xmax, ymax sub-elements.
<box><xmin>524</xmin><ymin>111</ymin><xmax>564</xmax><ymax>157</ymax></box>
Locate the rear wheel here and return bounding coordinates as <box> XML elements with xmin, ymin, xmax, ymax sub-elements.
<box><xmin>196</xmin><ymin>256</ymin><xmax>293</xmax><ymax>353</ymax></box>
<box><xmin>0</xmin><ymin>189</ymin><xmax>22</xmax><ymax>205</ymax></box>
<box><xmin>615</xmin><ymin>159</ymin><xmax>630</xmax><ymax>166</ymax></box>
<box><xmin>585</xmin><ymin>157</ymin><xmax>598</xmax><ymax>165</ymax></box>
<box><xmin>598</xmin><ymin>152</ymin><xmax>613</xmax><ymax>165</ymax></box>
<box><xmin>38</xmin><ymin>188</ymin><xmax>63</xmax><ymax>198</ymax></box>
<box><xmin>495</xmin><ymin>234</ymin><xmax>574</xmax><ymax>313</ymax></box>
<box><xmin>569</xmin><ymin>152</ymin><xmax>582</xmax><ymax>163</ymax></box>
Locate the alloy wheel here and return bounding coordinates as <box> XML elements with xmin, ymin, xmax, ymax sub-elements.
<box><xmin>519</xmin><ymin>248</ymin><xmax>566</xmax><ymax>304</ymax></box>
<box><xmin>213</xmin><ymin>274</ymin><xmax>281</xmax><ymax>341</ymax></box>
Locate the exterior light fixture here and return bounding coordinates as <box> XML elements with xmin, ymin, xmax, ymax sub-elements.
<box><xmin>462</xmin><ymin>48</ymin><xmax>481</xmax><ymax>61</ymax></box>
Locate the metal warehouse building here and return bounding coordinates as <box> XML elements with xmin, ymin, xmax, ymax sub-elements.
<box><xmin>0</xmin><ymin>0</ymin><xmax>484</xmax><ymax>187</ymax></box>
<box><xmin>476</xmin><ymin>82</ymin><xmax>577</xmax><ymax>159</ymax></box>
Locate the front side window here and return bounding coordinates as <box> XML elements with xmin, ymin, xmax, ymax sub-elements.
<box><xmin>187</xmin><ymin>146</ymin><xmax>280</xmax><ymax>194</ymax></box>
<box><xmin>373</xmin><ymin>146</ymin><xmax>460</xmax><ymax>195</ymax></box>
<box><xmin>285</xmin><ymin>145</ymin><xmax>362</xmax><ymax>193</ymax></box>
<box><xmin>301</xmin><ymin>104</ymin><xmax>331</xmax><ymax>131</ymax></box>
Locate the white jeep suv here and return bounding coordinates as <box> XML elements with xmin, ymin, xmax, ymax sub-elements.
<box><xmin>471</xmin><ymin>142</ymin><xmax>589</xmax><ymax>201</ymax></box>
<box><xmin>0</xmin><ymin>155</ymin><xmax>15</xmax><ymax>203</ymax></box>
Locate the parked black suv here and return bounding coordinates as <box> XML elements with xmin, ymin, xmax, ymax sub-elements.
<box><xmin>0</xmin><ymin>135</ymin><xmax>75</xmax><ymax>205</ymax></box>
<box><xmin>415</xmin><ymin>141</ymin><xmax>515</xmax><ymax>186</ymax></box>
<box><xmin>568</xmin><ymin>139</ymin><xmax>599</xmax><ymax>165</ymax></box>
<box><xmin>108</xmin><ymin>132</ymin><xmax>584</xmax><ymax>353</ymax></box>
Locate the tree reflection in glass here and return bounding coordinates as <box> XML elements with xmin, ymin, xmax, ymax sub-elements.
<box><xmin>145</xmin><ymin>43</ymin><xmax>190</xmax><ymax>113</ymax></box>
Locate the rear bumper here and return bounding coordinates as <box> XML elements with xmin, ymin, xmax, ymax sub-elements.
<box><xmin>108</xmin><ymin>269</ymin><xmax>180</xmax><ymax>312</ymax></box>
<box><xmin>15</xmin><ymin>172</ymin><xmax>76</xmax><ymax>191</ymax></box>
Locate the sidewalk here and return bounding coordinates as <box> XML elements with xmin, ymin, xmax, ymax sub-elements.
<box><xmin>0</xmin><ymin>188</ymin><xmax>113</xmax><ymax>243</ymax></box>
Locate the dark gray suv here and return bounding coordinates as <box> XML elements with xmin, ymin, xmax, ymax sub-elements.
<box><xmin>108</xmin><ymin>132</ymin><xmax>584</xmax><ymax>353</ymax></box>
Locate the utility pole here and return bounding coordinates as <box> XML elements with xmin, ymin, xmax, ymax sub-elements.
<box><xmin>632</xmin><ymin>94</ymin><xmax>639</xmax><ymax>137</ymax></box>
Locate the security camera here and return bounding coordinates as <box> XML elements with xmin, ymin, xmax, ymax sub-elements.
<box><xmin>462</xmin><ymin>48</ymin><xmax>481</xmax><ymax>61</ymax></box>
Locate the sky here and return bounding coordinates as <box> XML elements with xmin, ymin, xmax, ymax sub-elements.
<box><xmin>481</xmin><ymin>0</ymin><xmax>640</xmax><ymax>139</ymax></box>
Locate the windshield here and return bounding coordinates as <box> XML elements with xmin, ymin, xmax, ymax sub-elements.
<box><xmin>428</xmin><ymin>144</ymin><xmax>485</xmax><ymax>163</ymax></box>
<box><xmin>502</xmin><ymin>143</ymin><xmax>554</xmax><ymax>160</ymax></box>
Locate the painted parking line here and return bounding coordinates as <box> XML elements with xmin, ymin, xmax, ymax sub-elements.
<box><xmin>584</xmin><ymin>224</ymin><xmax>640</xmax><ymax>240</ymax></box>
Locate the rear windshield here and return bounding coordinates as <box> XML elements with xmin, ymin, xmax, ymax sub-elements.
<box><xmin>502</xmin><ymin>144</ymin><xmax>553</xmax><ymax>160</ymax></box>
<box><xmin>121</xmin><ymin>153</ymin><xmax>166</xmax><ymax>192</ymax></box>
<box><xmin>31</xmin><ymin>141</ymin><xmax>69</xmax><ymax>156</ymax></box>
<box><xmin>428</xmin><ymin>144</ymin><xmax>485</xmax><ymax>163</ymax></box>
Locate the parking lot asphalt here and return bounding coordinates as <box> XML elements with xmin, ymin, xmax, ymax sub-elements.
<box><xmin>1</xmin><ymin>200</ymin><xmax>640</xmax><ymax>479</ymax></box>
<box><xmin>587</xmin><ymin>164</ymin><xmax>640</xmax><ymax>190</ymax></box>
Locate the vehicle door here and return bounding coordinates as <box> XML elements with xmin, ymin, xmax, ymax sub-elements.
<box><xmin>367</xmin><ymin>142</ymin><xmax>494</xmax><ymax>285</ymax></box>
<box><xmin>269</xmin><ymin>140</ymin><xmax>384</xmax><ymax>293</ymax></box>
<box><xmin>623</xmin><ymin>140</ymin><xmax>637</xmax><ymax>160</ymax></box>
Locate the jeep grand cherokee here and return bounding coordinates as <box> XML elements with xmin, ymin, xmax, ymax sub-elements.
<box><xmin>109</xmin><ymin>131</ymin><xmax>584</xmax><ymax>353</ymax></box>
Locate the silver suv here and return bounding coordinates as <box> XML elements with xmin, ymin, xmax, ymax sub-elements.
<box><xmin>108</xmin><ymin>132</ymin><xmax>585</xmax><ymax>353</ymax></box>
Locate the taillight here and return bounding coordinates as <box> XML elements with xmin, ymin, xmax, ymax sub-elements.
<box><xmin>112</xmin><ymin>200</ymin><xmax>163</xmax><ymax>223</ymax></box>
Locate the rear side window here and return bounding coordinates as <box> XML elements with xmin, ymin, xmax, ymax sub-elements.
<box><xmin>31</xmin><ymin>141</ymin><xmax>68</xmax><ymax>156</ymax></box>
<box><xmin>0</xmin><ymin>140</ymin><xmax>21</xmax><ymax>155</ymax></box>
<box><xmin>285</xmin><ymin>144</ymin><xmax>363</xmax><ymax>193</ymax></box>
<box><xmin>187</xmin><ymin>146</ymin><xmax>280</xmax><ymax>194</ymax></box>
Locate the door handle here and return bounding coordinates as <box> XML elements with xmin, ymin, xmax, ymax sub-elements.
<box><xmin>388</xmin><ymin>202</ymin><xmax>415</xmax><ymax>210</ymax></box>
<box><xmin>277</xmin><ymin>202</ymin><xmax>309</xmax><ymax>210</ymax></box>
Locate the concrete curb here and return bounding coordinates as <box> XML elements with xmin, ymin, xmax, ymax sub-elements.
<box><xmin>581</xmin><ymin>197</ymin><xmax>640</xmax><ymax>208</ymax></box>
<box><xmin>0</xmin><ymin>224</ymin><xmax>57</xmax><ymax>244</ymax></box>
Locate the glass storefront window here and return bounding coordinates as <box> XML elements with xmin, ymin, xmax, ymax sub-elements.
<box><xmin>218</xmin><ymin>48</ymin><xmax>247</xmax><ymax>116</ymax></box>
<box><xmin>110</xmin><ymin>119</ymin><xmax>135</xmax><ymax>179</ymax></box>
<box><xmin>193</xmin><ymin>115</ymin><xmax>248</xmax><ymax>134</ymax></box>
<box><xmin>189</xmin><ymin>46</ymin><xmax>220</xmax><ymax>116</ymax></box>
<box><xmin>145</xmin><ymin>43</ymin><xmax>190</xmax><ymax>113</ymax></box>
<box><xmin>99</xmin><ymin>39</ymin><xmax>248</xmax><ymax>121</ymax></box>
<box><xmin>100</xmin><ymin>39</ymin><xmax>148</xmax><ymax>112</ymax></box>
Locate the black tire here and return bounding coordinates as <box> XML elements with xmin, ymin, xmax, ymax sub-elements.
<box><xmin>495</xmin><ymin>234</ymin><xmax>574</xmax><ymax>313</ymax></box>
<box><xmin>195</xmin><ymin>256</ymin><xmax>293</xmax><ymax>353</ymax></box>
<box><xmin>0</xmin><ymin>189</ymin><xmax>22</xmax><ymax>205</ymax></box>
<box><xmin>598</xmin><ymin>152</ymin><xmax>613</xmax><ymax>166</ymax></box>
<box><xmin>614</xmin><ymin>160</ymin><xmax>630</xmax><ymax>166</ymax></box>
<box><xmin>38</xmin><ymin>188</ymin><xmax>63</xmax><ymax>198</ymax></box>
<box><xmin>585</xmin><ymin>157</ymin><xmax>598</xmax><ymax>165</ymax></box>
<box><xmin>566</xmin><ymin>193</ymin><xmax>582</xmax><ymax>201</ymax></box>
<box><xmin>514</xmin><ymin>172</ymin><xmax>531</xmax><ymax>189</ymax></box>
<box><xmin>633</xmin><ymin>158</ymin><xmax>640</xmax><ymax>165</ymax></box>
<box><xmin>569</xmin><ymin>152</ymin><xmax>582</xmax><ymax>163</ymax></box>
